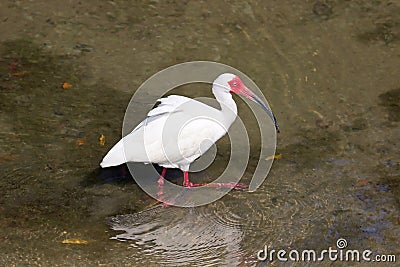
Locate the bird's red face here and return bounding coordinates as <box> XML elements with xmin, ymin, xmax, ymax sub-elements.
<box><xmin>228</xmin><ymin>75</ymin><xmax>280</xmax><ymax>133</ymax></box>
<box><xmin>227</xmin><ymin>76</ymin><xmax>251</xmax><ymax>98</ymax></box>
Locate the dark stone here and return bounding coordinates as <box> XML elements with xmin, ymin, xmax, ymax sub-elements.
<box><xmin>313</xmin><ymin>1</ymin><xmax>333</xmax><ymax>19</ymax></box>
<box><xmin>379</xmin><ymin>88</ymin><xmax>400</xmax><ymax>121</ymax></box>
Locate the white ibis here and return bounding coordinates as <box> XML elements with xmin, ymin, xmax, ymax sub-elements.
<box><xmin>100</xmin><ymin>73</ymin><xmax>279</xmax><ymax>195</ymax></box>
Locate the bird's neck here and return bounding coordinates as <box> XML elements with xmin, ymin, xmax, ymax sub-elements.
<box><xmin>212</xmin><ymin>87</ymin><xmax>238</xmax><ymax>127</ymax></box>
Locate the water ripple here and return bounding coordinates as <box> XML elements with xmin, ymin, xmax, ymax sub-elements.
<box><xmin>109</xmin><ymin>204</ymin><xmax>245</xmax><ymax>266</ymax></box>
<box><xmin>108</xmin><ymin>176</ymin><xmax>335</xmax><ymax>266</ymax></box>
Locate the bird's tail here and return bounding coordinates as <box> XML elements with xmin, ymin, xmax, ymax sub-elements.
<box><xmin>100</xmin><ymin>139</ymin><xmax>127</xmax><ymax>168</ymax></box>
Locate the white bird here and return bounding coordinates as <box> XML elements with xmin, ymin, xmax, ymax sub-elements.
<box><xmin>100</xmin><ymin>73</ymin><xmax>279</xmax><ymax>192</ymax></box>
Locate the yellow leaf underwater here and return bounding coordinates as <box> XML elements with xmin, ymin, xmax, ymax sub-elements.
<box><xmin>99</xmin><ymin>134</ymin><xmax>106</xmax><ymax>146</ymax></box>
<box><xmin>62</xmin><ymin>238</ymin><xmax>88</xmax><ymax>245</ymax></box>
<box><xmin>75</xmin><ymin>137</ymin><xmax>86</xmax><ymax>146</ymax></box>
<box><xmin>265</xmin><ymin>154</ymin><xmax>282</xmax><ymax>161</ymax></box>
<box><xmin>12</xmin><ymin>71</ymin><xmax>28</xmax><ymax>77</ymax></box>
<box><xmin>62</xmin><ymin>82</ymin><xmax>72</xmax><ymax>89</ymax></box>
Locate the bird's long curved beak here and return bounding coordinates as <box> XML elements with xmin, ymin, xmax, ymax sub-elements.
<box><xmin>236</xmin><ymin>87</ymin><xmax>280</xmax><ymax>133</ymax></box>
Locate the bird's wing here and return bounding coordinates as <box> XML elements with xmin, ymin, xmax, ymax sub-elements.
<box><xmin>100</xmin><ymin>95</ymin><xmax>224</xmax><ymax>168</ymax></box>
<box><xmin>148</xmin><ymin>95</ymin><xmax>191</xmax><ymax>117</ymax></box>
<box><xmin>131</xmin><ymin>95</ymin><xmax>192</xmax><ymax>132</ymax></box>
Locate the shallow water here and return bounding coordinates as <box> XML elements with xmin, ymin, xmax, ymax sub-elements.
<box><xmin>0</xmin><ymin>1</ymin><xmax>399</xmax><ymax>266</ymax></box>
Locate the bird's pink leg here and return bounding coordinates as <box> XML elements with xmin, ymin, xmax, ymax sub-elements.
<box><xmin>157</xmin><ymin>168</ymin><xmax>174</xmax><ymax>207</ymax></box>
<box><xmin>157</xmin><ymin>168</ymin><xmax>167</xmax><ymax>199</ymax></box>
<box><xmin>183</xmin><ymin>171</ymin><xmax>193</xmax><ymax>187</ymax></box>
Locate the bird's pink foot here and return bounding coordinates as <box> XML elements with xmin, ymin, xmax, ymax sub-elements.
<box><xmin>157</xmin><ymin>176</ymin><xmax>164</xmax><ymax>197</ymax></box>
<box><xmin>183</xmin><ymin>181</ymin><xmax>194</xmax><ymax>188</ymax></box>
<box><xmin>182</xmin><ymin>171</ymin><xmax>247</xmax><ymax>190</ymax></box>
<box><xmin>161</xmin><ymin>200</ymin><xmax>174</xmax><ymax>207</ymax></box>
<box><xmin>157</xmin><ymin>168</ymin><xmax>168</xmax><ymax>204</ymax></box>
<box><xmin>231</xmin><ymin>182</ymin><xmax>248</xmax><ymax>190</ymax></box>
<box><xmin>184</xmin><ymin>182</ymin><xmax>248</xmax><ymax>190</ymax></box>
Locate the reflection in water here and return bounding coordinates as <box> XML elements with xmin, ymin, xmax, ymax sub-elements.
<box><xmin>108</xmin><ymin>178</ymin><xmax>342</xmax><ymax>267</ymax></box>
<box><xmin>109</xmin><ymin>204</ymin><xmax>244</xmax><ymax>266</ymax></box>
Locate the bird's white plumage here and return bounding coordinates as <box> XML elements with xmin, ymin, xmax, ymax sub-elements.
<box><xmin>101</xmin><ymin>97</ymin><xmax>234</xmax><ymax>170</ymax></box>
<box><xmin>101</xmin><ymin>73</ymin><xmax>241</xmax><ymax>171</ymax></box>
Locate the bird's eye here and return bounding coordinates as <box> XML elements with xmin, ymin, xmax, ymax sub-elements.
<box><xmin>233</xmin><ymin>82</ymin><xmax>237</xmax><ymax>86</ymax></box>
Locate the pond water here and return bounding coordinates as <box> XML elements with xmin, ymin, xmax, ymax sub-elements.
<box><xmin>0</xmin><ymin>1</ymin><xmax>399</xmax><ymax>266</ymax></box>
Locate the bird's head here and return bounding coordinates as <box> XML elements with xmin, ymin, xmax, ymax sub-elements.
<box><xmin>213</xmin><ymin>73</ymin><xmax>280</xmax><ymax>133</ymax></box>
